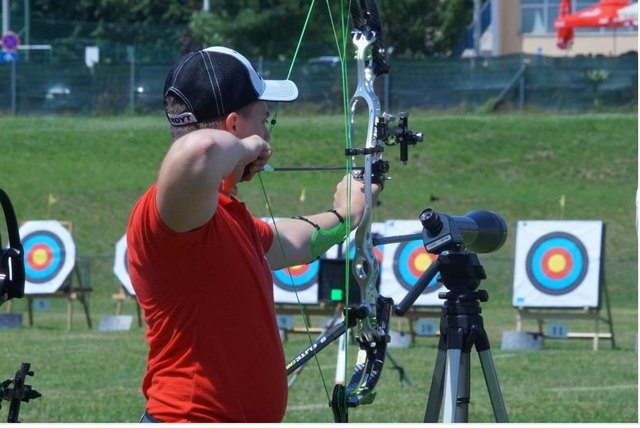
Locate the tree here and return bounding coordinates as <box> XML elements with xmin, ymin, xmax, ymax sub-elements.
<box><xmin>189</xmin><ymin>0</ymin><xmax>477</xmax><ymax>59</ymax></box>
<box><xmin>21</xmin><ymin>0</ymin><xmax>478</xmax><ymax>61</ymax></box>
<box><xmin>26</xmin><ymin>0</ymin><xmax>199</xmax><ymax>62</ymax></box>
<box><xmin>189</xmin><ymin>1</ymin><xmax>346</xmax><ymax>59</ymax></box>
<box><xmin>437</xmin><ymin>0</ymin><xmax>475</xmax><ymax>55</ymax></box>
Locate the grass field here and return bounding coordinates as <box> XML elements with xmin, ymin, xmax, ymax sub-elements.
<box><xmin>0</xmin><ymin>112</ymin><xmax>637</xmax><ymax>422</ymax></box>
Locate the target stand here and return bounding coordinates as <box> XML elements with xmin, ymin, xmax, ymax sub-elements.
<box><xmin>112</xmin><ymin>234</ymin><xmax>142</xmax><ymax>327</ymax></box>
<box><xmin>6</xmin><ymin>221</ymin><xmax>92</xmax><ymax>330</ymax></box>
<box><xmin>512</xmin><ymin>220</ymin><xmax>614</xmax><ymax>350</ymax></box>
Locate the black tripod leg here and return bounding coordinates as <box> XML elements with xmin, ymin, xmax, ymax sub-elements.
<box><xmin>478</xmin><ymin>349</ymin><xmax>509</xmax><ymax>422</ymax></box>
<box><xmin>424</xmin><ymin>345</ymin><xmax>446</xmax><ymax>422</ymax></box>
<box><xmin>442</xmin><ymin>348</ymin><xmax>462</xmax><ymax>423</ymax></box>
<box><xmin>454</xmin><ymin>349</ymin><xmax>471</xmax><ymax>423</ymax></box>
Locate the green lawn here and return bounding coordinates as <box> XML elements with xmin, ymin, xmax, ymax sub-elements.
<box><xmin>0</xmin><ymin>112</ymin><xmax>636</xmax><ymax>422</ymax></box>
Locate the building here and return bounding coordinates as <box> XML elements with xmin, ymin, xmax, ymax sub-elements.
<box><xmin>478</xmin><ymin>0</ymin><xmax>637</xmax><ymax>57</ymax></box>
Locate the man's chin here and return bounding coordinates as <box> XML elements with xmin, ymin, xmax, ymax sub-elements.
<box><xmin>221</xmin><ymin>181</ymin><xmax>239</xmax><ymax>197</ymax></box>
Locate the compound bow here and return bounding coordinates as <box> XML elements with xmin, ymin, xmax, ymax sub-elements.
<box><xmin>330</xmin><ymin>0</ymin><xmax>422</xmax><ymax>422</ymax></box>
<box><xmin>269</xmin><ymin>0</ymin><xmax>423</xmax><ymax>422</ymax></box>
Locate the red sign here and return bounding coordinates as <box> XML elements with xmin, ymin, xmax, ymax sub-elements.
<box><xmin>1</xmin><ymin>31</ymin><xmax>20</xmax><ymax>53</ymax></box>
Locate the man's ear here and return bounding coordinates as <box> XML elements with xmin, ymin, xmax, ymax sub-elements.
<box><xmin>224</xmin><ymin>112</ymin><xmax>239</xmax><ymax>134</ymax></box>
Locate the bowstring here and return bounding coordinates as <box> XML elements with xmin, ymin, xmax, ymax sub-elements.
<box><xmin>330</xmin><ymin>0</ymin><xmax>355</xmax><ymax>410</ymax></box>
<box><xmin>255</xmin><ymin>0</ymin><xmax>354</xmax><ymax>409</ymax></box>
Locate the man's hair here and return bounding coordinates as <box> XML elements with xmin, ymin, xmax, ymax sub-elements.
<box><xmin>164</xmin><ymin>93</ymin><xmax>223</xmax><ymax>141</ymax></box>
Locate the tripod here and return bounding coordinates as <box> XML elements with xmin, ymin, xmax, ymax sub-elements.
<box><xmin>396</xmin><ymin>250</ymin><xmax>508</xmax><ymax>423</ymax></box>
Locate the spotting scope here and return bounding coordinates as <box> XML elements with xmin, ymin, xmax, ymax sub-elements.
<box><xmin>420</xmin><ymin>208</ymin><xmax>507</xmax><ymax>254</ymax></box>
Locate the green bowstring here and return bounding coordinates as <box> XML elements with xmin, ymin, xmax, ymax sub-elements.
<box><xmin>254</xmin><ymin>0</ymin><xmax>355</xmax><ymax>412</ymax></box>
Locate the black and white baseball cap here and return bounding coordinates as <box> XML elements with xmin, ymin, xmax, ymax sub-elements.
<box><xmin>163</xmin><ymin>46</ymin><xmax>298</xmax><ymax>126</ymax></box>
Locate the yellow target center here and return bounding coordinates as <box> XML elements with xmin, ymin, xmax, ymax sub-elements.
<box><xmin>32</xmin><ymin>248</ymin><xmax>49</xmax><ymax>266</ymax></box>
<box><xmin>547</xmin><ymin>254</ymin><xmax>567</xmax><ymax>273</ymax></box>
<box><xmin>414</xmin><ymin>253</ymin><xmax>431</xmax><ymax>272</ymax></box>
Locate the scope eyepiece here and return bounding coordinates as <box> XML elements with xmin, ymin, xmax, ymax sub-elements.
<box><xmin>419</xmin><ymin>208</ymin><xmax>442</xmax><ymax>234</ymax></box>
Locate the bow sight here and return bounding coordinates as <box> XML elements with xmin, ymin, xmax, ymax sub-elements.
<box><xmin>378</xmin><ymin>112</ymin><xmax>424</xmax><ymax>165</ymax></box>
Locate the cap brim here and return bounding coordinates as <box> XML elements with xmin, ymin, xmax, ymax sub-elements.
<box><xmin>259</xmin><ymin>80</ymin><xmax>299</xmax><ymax>102</ymax></box>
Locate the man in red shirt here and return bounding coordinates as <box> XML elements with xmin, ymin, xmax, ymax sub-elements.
<box><xmin>127</xmin><ymin>46</ymin><xmax>380</xmax><ymax>422</ymax></box>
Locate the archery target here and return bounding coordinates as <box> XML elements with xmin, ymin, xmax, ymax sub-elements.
<box><xmin>273</xmin><ymin>262</ymin><xmax>318</xmax><ymax>292</ymax></box>
<box><xmin>381</xmin><ymin>220</ymin><xmax>443</xmax><ymax>307</ymax></box>
<box><xmin>513</xmin><ymin>221</ymin><xmax>603</xmax><ymax>308</ymax></box>
<box><xmin>392</xmin><ymin>240</ymin><xmax>439</xmax><ymax>291</ymax></box>
<box><xmin>20</xmin><ymin>220</ymin><xmax>76</xmax><ymax>294</ymax></box>
<box><xmin>113</xmin><ymin>234</ymin><xmax>135</xmax><ymax>296</ymax></box>
<box><xmin>265</xmin><ymin>217</ymin><xmax>339</xmax><ymax>304</ymax></box>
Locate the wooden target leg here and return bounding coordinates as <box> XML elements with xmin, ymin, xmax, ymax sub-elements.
<box><xmin>81</xmin><ymin>294</ymin><xmax>92</xmax><ymax>329</ymax></box>
<box><xmin>27</xmin><ymin>297</ymin><xmax>34</xmax><ymax>327</ymax></box>
<box><xmin>67</xmin><ymin>295</ymin><xmax>73</xmax><ymax>330</ymax></box>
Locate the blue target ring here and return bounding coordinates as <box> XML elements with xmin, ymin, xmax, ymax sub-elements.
<box><xmin>526</xmin><ymin>232</ymin><xmax>588</xmax><ymax>295</ymax></box>
<box><xmin>393</xmin><ymin>240</ymin><xmax>441</xmax><ymax>293</ymax></box>
<box><xmin>273</xmin><ymin>260</ymin><xmax>319</xmax><ymax>291</ymax></box>
<box><xmin>23</xmin><ymin>231</ymin><xmax>65</xmax><ymax>283</ymax></box>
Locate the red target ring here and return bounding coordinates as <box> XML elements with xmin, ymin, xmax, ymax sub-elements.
<box><xmin>540</xmin><ymin>247</ymin><xmax>573</xmax><ymax>279</ymax></box>
<box><xmin>27</xmin><ymin>243</ymin><xmax>54</xmax><ymax>272</ymax></box>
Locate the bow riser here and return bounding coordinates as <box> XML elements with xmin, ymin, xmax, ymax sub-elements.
<box><xmin>350</xmin><ymin>28</ymin><xmax>384</xmax><ymax>341</ymax></box>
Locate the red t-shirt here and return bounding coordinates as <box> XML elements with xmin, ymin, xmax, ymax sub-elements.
<box><xmin>127</xmin><ymin>184</ymin><xmax>287</xmax><ymax>422</ymax></box>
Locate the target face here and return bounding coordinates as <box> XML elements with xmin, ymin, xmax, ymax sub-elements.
<box><xmin>264</xmin><ymin>217</ymin><xmax>326</xmax><ymax>304</ymax></box>
<box><xmin>114</xmin><ymin>234</ymin><xmax>135</xmax><ymax>296</ymax></box>
<box><xmin>512</xmin><ymin>220</ymin><xmax>603</xmax><ymax>308</ymax></box>
<box><xmin>393</xmin><ymin>240</ymin><xmax>441</xmax><ymax>293</ymax></box>
<box><xmin>526</xmin><ymin>232</ymin><xmax>588</xmax><ymax>295</ymax></box>
<box><xmin>273</xmin><ymin>261</ymin><xmax>319</xmax><ymax>292</ymax></box>
<box><xmin>380</xmin><ymin>220</ymin><xmax>443</xmax><ymax>307</ymax></box>
<box><xmin>20</xmin><ymin>221</ymin><xmax>76</xmax><ymax>294</ymax></box>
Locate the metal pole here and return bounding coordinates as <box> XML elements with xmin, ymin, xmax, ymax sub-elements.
<box><xmin>2</xmin><ymin>0</ymin><xmax>9</xmax><ymax>35</ymax></box>
<box><xmin>128</xmin><ymin>46</ymin><xmax>135</xmax><ymax>111</ymax></box>
<box><xmin>473</xmin><ymin>0</ymin><xmax>481</xmax><ymax>58</ymax></box>
<box><xmin>11</xmin><ymin>57</ymin><xmax>16</xmax><ymax>114</ymax></box>
<box><xmin>24</xmin><ymin>0</ymin><xmax>30</xmax><ymax>61</ymax></box>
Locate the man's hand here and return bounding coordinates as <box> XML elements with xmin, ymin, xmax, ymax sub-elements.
<box><xmin>240</xmin><ymin>135</ymin><xmax>272</xmax><ymax>182</ymax></box>
<box><xmin>333</xmin><ymin>174</ymin><xmax>382</xmax><ymax>228</ymax></box>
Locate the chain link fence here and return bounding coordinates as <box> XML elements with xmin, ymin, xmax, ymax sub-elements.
<box><xmin>0</xmin><ymin>46</ymin><xmax>637</xmax><ymax>116</ymax></box>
